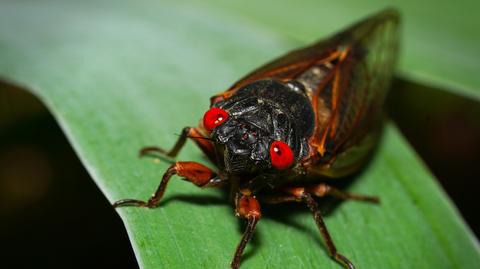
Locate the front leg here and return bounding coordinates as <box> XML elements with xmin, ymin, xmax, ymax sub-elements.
<box><xmin>113</xmin><ymin>161</ymin><xmax>218</xmax><ymax>208</ymax></box>
<box><xmin>140</xmin><ymin>127</ymin><xmax>216</xmax><ymax>163</ymax></box>
<box><xmin>230</xmin><ymin>192</ymin><xmax>262</xmax><ymax>269</ymax></box>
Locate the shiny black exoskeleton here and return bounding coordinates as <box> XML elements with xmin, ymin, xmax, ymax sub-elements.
<box><xmin>212</xmin><ymin>79</ymin><xmax>314</xmax><ymax>175</ymax></box>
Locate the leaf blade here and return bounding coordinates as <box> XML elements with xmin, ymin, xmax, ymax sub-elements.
<box><xmin>0</xmin><ymin>1</ymin><xmax>478</xmax><ymax>269</ymax></box>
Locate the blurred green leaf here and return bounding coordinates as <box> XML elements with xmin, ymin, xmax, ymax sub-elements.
<box><xmin>0</xmin><ymin>1</ymin><xmax>478</xmax><ymax>269</ymax></box>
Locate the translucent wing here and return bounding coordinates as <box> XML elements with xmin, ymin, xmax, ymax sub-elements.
<box><xmin>308</xmin><ymin>9</ymin><xmax>400</xmax><ymax>158</ymax></box>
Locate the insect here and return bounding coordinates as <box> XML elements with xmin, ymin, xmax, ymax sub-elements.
<box><xmin>113</xmin><ymin>9</ymin><xmax>400</xmax><ymax>269</ymax></box>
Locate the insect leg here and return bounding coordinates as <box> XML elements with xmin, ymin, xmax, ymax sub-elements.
<box><xmin>113</xmin><ymin>161</ymin><xmax>217</xmax><ymax>208</ymax></box>
<box><xmin>260</xmin><ymin>194</ymin><xmax>300</xmax><ymax>204</ymax></box>
<box><xmin>273</xmin><ymin>187</ymin><xmax>356</xmax><ymax>269</ymax></box>
<box><xmin>231</xmin><ymin>194</ymin><xmax>261</xmax><ymax>269</ymax></box>
<box><xmin>308</xmin><ymin>183</ymin><xmax>379</xmax><ymax>203</ymax></box>
<box><xmin>302</xmin><ymin>192</ymin><xmax>356</xmax><ymax>269</ymax></box>
<box><xmin>140</xmin><ymin>127</ymin><xmax>216</xmax><ymax>162</ymax></box>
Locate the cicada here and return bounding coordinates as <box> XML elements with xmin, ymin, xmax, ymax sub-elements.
<box><xmin>114</xmin><ymin>9</ymin><xmax>400</xmax><ymax>269</ymax></box>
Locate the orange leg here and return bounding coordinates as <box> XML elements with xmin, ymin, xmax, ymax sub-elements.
<box><xmin>261</xmin><ymin>183</ymin><xmax>378</xmax><ymax>269</ymax></box>
<box><xmin>140</xmin><ymin>127</ymin><xmax>216</xmax><ymax>163</ymax></box>
<box><xmin>113</xmin><ymin>161</ymin><xmax>219</xmax><ymax>208</ymax></box>
<box><xmin>302</xmin><ymin>192</ymin><xmax>356</xmax><ymax>269</ymax></box>
<box><xmin>308</xmin><ymin>183</ymin><xmax>379</xmax><ymax>203</ymax></box>
<box><xmin>262</xmin><ymin>183</ymin><xmax>379</xmax><ymax>204</ymax></box>
<box><xmin>230</xmin><ymin>193</ymin><xmax>261</xmax><ymax>269</ymax></box>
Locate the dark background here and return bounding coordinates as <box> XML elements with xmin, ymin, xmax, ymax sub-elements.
<box><xmin>0</xmin><ymin>78</ymin><xmax>478</xmax><ymax>268</ymax></box>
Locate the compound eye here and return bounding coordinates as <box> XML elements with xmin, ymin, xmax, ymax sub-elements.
<box><xmin>203</xmin><ymin>107</ymin><xmax>229</xmax><ymax>131</ymax></box>
<box><xmin>269</xmin><ymin>140</ymin><xmax>294</xmax><ymax>170</ymax></box>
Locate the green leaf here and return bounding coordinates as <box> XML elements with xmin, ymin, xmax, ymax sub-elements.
<box><xmin>0</xmin><ymin>1</ymin><xmax>478</xmax><ymax>269</ymax></box>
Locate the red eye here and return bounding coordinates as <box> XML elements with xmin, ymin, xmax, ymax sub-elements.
<box><xmin>203</xmin><ymin>107</ymin><xmax>229</xmax><ymax>131</ymax></box>
<box><xmin>269</xmin><ymin>140</ymin><xmax>294</xmax><ymax>170</ymax></box>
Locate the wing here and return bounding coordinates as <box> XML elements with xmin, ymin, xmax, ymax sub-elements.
<box><xmin>307</xmin><ymin>9</ymin><xmax>400</xmax><ymax>160</ymax></box>
<box><xmin>212</xmin><ymin>9</ymin><xmax>400</xmax><ymax>171</ymax></box>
